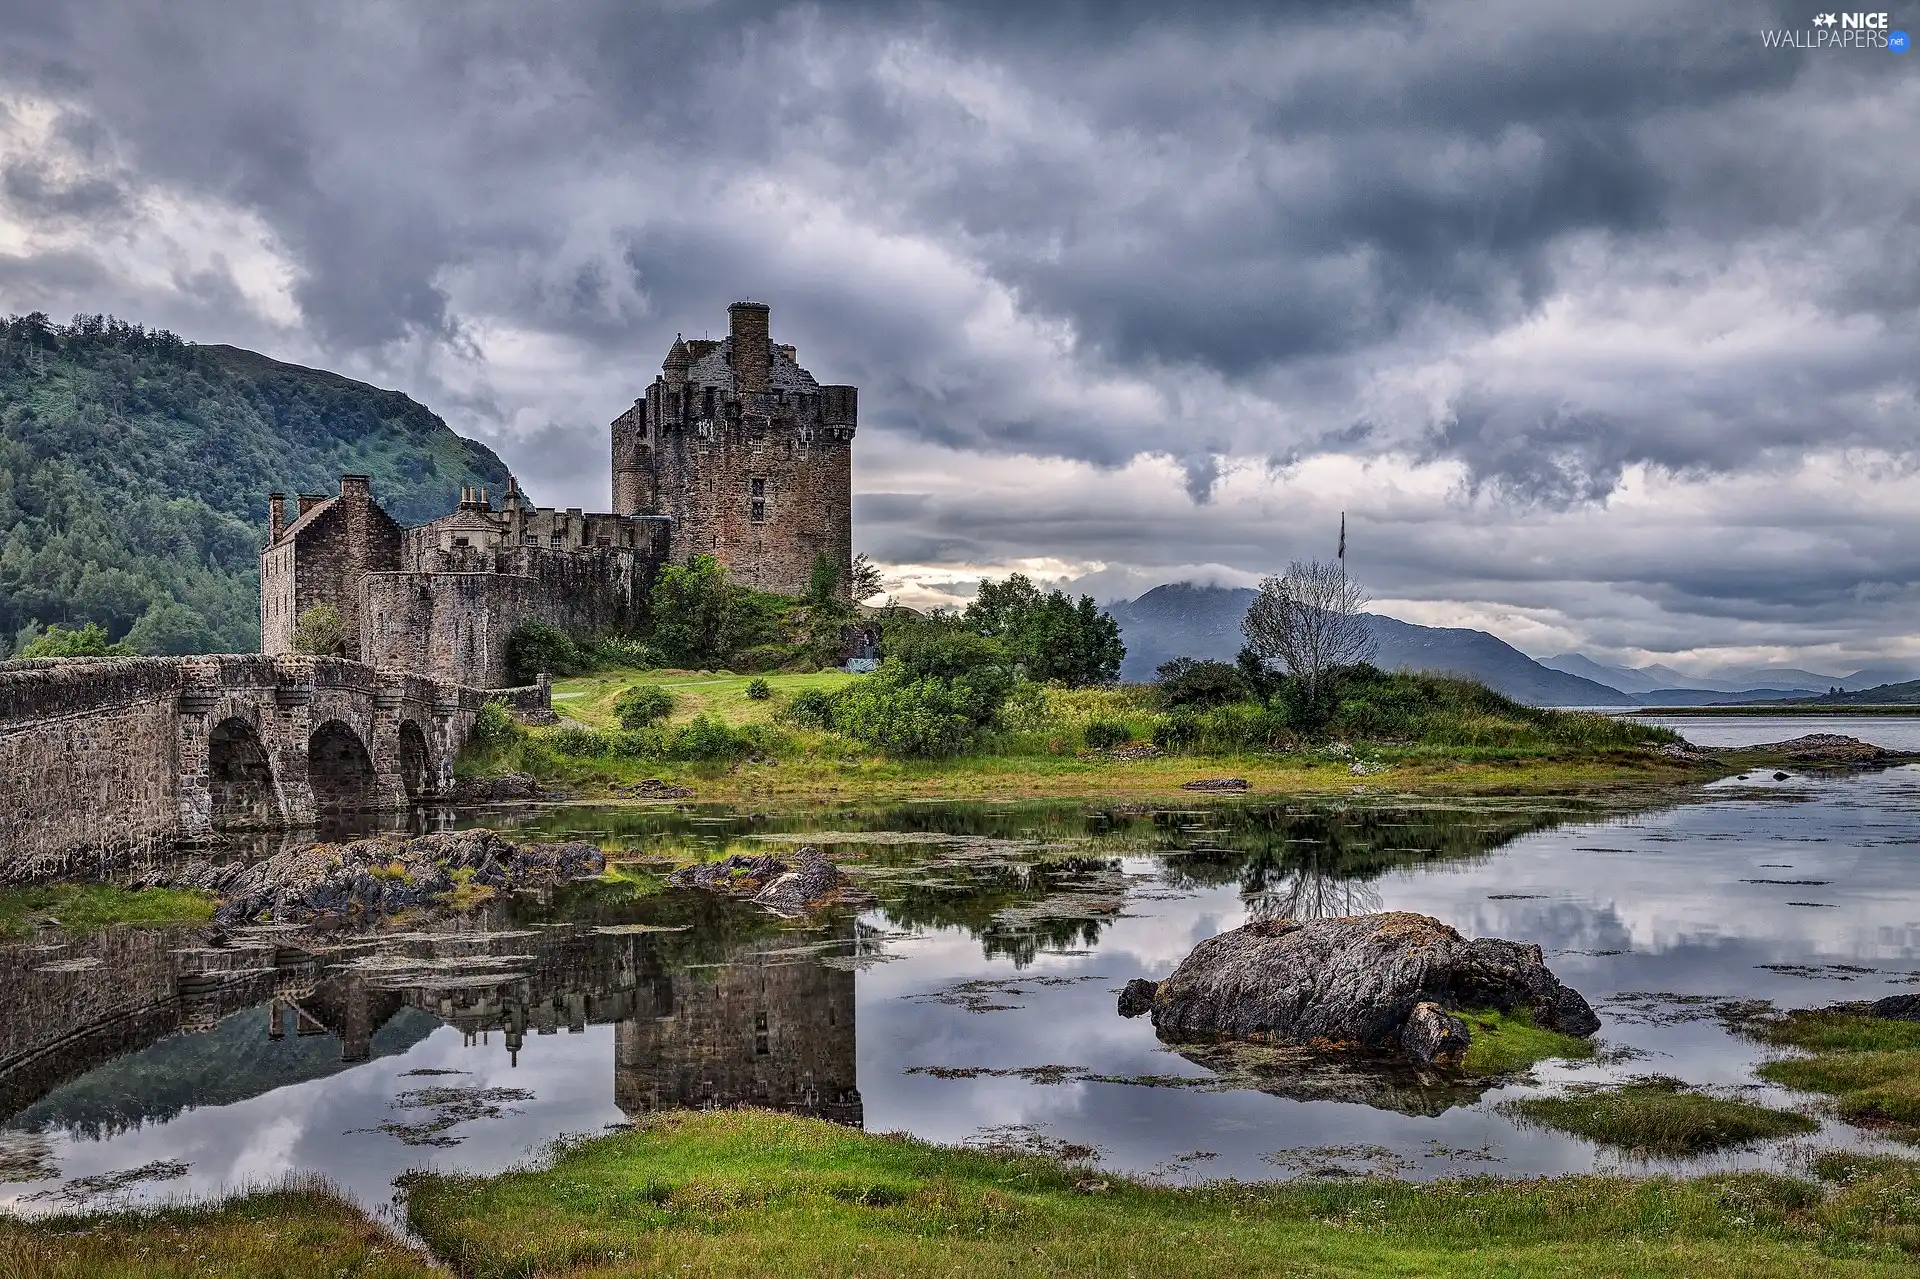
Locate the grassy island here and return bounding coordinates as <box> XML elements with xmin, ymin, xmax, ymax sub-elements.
<box><xmin>8</xmin><ymin>1111</ymin><xmax>1919</xmax><ymax>1276</ymax></box>
<box><xmin>459</xmin><ymin>665</ymin><xmax>1714</xmax><ymax>806</ymax></box>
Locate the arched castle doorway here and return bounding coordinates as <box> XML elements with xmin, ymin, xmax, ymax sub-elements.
<box><xmin>208</xmin><ymin>717</ymin><xmax>282</xmax><ymax>829</ymax></box>
<box><xmin>309</xmin><ymin>721</ymin><xmax>376</xmax><ymax>814</ymax></box>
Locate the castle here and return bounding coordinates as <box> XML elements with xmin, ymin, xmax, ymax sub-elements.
<box><xmin>260</xmin><ymin>301</ymin><xmax>857</xmax><ymax>687</ymax></box>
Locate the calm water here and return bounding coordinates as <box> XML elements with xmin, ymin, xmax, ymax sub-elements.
<box><xmin>1642</xmin><ymin>712</ymin><xmax>1920</xmax><ymax>751</ymax></box>
<box><xmin>4</xmin><ymin>768</ymin><xmax>1919</xmax><ymax>1220</ymax></box>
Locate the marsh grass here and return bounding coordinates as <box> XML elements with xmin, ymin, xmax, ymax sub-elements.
<box><xmin>1504</xmin><ymin>1077</ymin><xmax>1819</xmax><ymax>1158</ymax></box>
<box><xmin>1459</xmin><ymin>1007</ymin><xmax>1598</xmax><ymax>1074</ymax></box>
<box><xmin>1755</xmin><ymin>1011</ymin><xmax>1920</xmax><ymax>1142</ymax></box>
<box><xmin>0</xmin><ymin>1179</ymin><xmax>430</xmax><ymax>1279</ymax></box>
<box><xmin>0</xmin><ymin>884</ymin><xmax>215</xmax><ymax>940</ymax></box>
<box><xmin>391</xmin><ymin>1109</ymin><xmax>1920</xmax><ymax>1277</ymax></box>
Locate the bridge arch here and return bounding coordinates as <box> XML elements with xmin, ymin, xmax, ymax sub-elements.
<box><xmin>309</xmin><ymin>719</ymin><xmax>377</xmax><ymax>814</ymax></box>
<box><xmin>208</xmin><ymin>716</ymin><xmax>282</xmax><ymax>829</ymax></box>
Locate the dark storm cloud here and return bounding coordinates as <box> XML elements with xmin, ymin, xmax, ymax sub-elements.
<box><xmin>1</xmin><ymin>0</ymin><xmax>1915</xmax><ymax>659</ymax></box>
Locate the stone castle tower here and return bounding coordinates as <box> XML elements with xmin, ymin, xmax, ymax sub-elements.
<box><xmin>609</xmin><ymin>301</ymin><xmax>855</xmax><ymax>598</ymax></box>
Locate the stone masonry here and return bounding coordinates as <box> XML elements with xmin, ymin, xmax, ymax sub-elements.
<box><xmin>612</xmin><ymin>300</ymin><xmax>856</xmax><ymax>598</ymax></box>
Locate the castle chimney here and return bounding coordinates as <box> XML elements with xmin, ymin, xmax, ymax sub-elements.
<box><xmin>339</xmin><ymin>474</ymin><xmax>371</xmax><ymax>507</ymax></box>
<box><xmin>728</xmin><ymin>301</ymin><xmax>771</xmax><ymax>398</ymax></box>
<box><xmin>268</xmin><ymin>492</ymin><xmax>285</xmax><ymax>544</ymax></box>
<box><xmin>297</xmin><ymin>493</ymin><xmax>327</xmax><ymax>515</ymax></box>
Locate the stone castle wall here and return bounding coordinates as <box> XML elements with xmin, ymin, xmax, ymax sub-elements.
<box><xmin>360</xmin><ymin>546</ymin><xmax>655</xmax><ymax>687</ymax></box>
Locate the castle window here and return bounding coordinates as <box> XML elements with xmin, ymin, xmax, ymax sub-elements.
<box><xmin>754</xmin><ymin>1011</ymin><xmax>769</xmax><ymax>1056</ymax></box>
<box><xmin>454</xmin><ymin>537</ymin><xmax>470</xmax><ymax>548</ymax></box>
<box><xmin>523</xmin><ymin>533</ymin><xmax>536</xmax><ymax>544</ymax></box>
<box><xmin>750</xmin><ymin>499</ymin><xmax>766</xmax><ymax>523</ymax></box>
<box><xmin>703</xmin><ymin>386</ymin><xmax>716</xmax><ymax>418</ymax></box>
<box><xmin>550</xmin><ymin>533</ymin><xmax>563</xmax><ymax>547</ymax></box>
<box><xmin>750</xmin><ymin>478</ymin><xmax>765</xmax><ymax>498</ymax></box>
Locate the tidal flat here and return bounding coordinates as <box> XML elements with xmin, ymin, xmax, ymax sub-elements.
<box><xmin>3</xmin><ymin>760</ymin><xmax>1920</xmax><ymax>1273</ymax></box>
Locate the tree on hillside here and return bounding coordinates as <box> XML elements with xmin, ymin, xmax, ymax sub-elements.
<box><xmin>1241</xmin><ymin>560</ymin><xmax>1375</xmax><ymax>725</ymax></box>
<box><xmin>650</xmin><ymin>554</ymin><xmax>742</xmax><ymax>666</ymax></box>
<box><xmin>16</xmin><ymin>622</ymin><xmax>132</xmax><ymax>659</ymax></box>
<box><xmin>964</xmin><ymin>573</ymin><xmax>1125</xmax><ymax>687</ymax></box>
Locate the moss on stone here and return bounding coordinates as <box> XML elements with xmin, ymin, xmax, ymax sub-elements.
<box><xmin>1460</xmin><ymin>1006</ymin><xmax>1597</xmax><ymax>1074</ymax></box>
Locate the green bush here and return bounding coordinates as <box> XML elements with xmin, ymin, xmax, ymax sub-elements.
<box><xmin>579</xmin><ymin>635</ymin><xmax>657</xmax><ymax>669</ymax></box>
<box><xmin>1152</xmin><ymin>712</ymin><xmax>1201</xmax><ymax>751</ymax></box>
<box><xmin>470</xmin><ymin>701</ymin><xmax>525</xmax><ymax>747</ymax></box>
<box><xmin>783</xmin><ymin>687</ymin><xmax>837</xmax><ymax>729</ymax></box>
<box><xmin>507</xmin><ymin>619</ymin><xmax>588</xmax><ymax>684</ymax></box>
<box><xmin>292</xmin><ymin>604</ymin><xmax>347</xmax><ymax>656</ymax></box>
<box><xmin>832</xmin><ymin>676</ymin><xmax>982</xmax><ymax>758</ymax></box>
<box><xmin>731</xmin><ymin>644</ymin><xmax>794</xmax><ymax>673</ymax></box>
<box><xmin>667</xmin><ymin>714</ymin><xmax>750</xmax><ymax>762</ymax></box>
<box><xmin>613</xmin><ymin>684</ymin><xmax>677</xmax><ymax>729</ymax></box>
<box><xmin>551</xmin><ymin>726</ymin><xmax>614</xmax><ymax>757</ymax></box>
<box><xmin>1082</xmin><ymin>720</ymin><xmax>1131</xmax><ymax>750</ymax></box>
<box><xmin>746</xmin><ymin>678</ymin><xmax>772</xmax><ymax>700</ymax></box>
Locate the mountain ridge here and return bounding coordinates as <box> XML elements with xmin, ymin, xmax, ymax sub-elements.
<box><xmin>0</xmin><ymin>313</ymin><xmax>510</xmax><ymax>655</ymax></box>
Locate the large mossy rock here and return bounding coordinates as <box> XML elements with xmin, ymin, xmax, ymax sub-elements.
<box><xmin>1120</xmin><ymin>911</ymin><xmax>1598</xmax><ymax>1065</ymax></box>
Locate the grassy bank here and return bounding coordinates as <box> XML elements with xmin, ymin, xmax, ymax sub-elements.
<box><xmin>380</xmin><ymin>1110</ymin><xmax>1916</xmax><ymax>1275</ymax></box>
<box><xmin>0</xmin><ymin>1181</ymin><xmax>430</xmax><ymax>1278</ymax></box>
<box><xmin>0</xmin><ymin>884</ymin><xmax>215</xmax><ymax>940</ymax></box>
<box><xmin>10</xmin><ymin>1113</ymin><xmax>1918</xmax><ymax>1275</ymax></box>
<box><xmin>1754</xmin><ymin>1011</ymin><xmax>1920</xmax><ymax>1144</ymax></box>
<box><xmin>1504</xmin><ymin>1078</ymin><xmax>1820</xmax><ymax>1158</ymax></box>
<box><xmin>464</xmin><ymin>667</ymin><xmax>1718</xmax><ymax>805</ymax></box>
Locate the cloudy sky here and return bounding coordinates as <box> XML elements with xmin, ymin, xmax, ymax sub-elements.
<box><xmin>1</xmin><ymin>0</ymin><xmax>1915</xmax><ymax>674</ymax></box>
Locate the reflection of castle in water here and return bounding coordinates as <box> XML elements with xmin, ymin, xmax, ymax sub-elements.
<box><xmin>0</xmin><ymin>920</ymin><xmax>862</xmax><ymax>1134</ymax></box>
<box><xmin>614</xmin><ymin>938</ymin><xmax>860</xmax><ymax>1125</ymax></box>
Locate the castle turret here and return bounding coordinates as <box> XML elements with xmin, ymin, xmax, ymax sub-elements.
<box><xmin>728</xmin><ymin>301</ymin><xmax>771</xmax><ymax>399</ymax></box>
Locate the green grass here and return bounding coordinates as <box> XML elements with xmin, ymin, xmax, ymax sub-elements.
<box><xmin>14</xmin><ymin>1113</ymin><xmax>1920</xmax><ymax>1275</ymax></box>
<box><xmin>463</xmin><ymin>667</ymin><xmax>1725</xmax><ymax>806</ymax></box>
<box><xmin>1503</xmin><ymin>1078</ymin><xmax>1820</xmax><ymax>1159</ymax></box>
<box><xmin>0</xmin><ymin>883</ymin><xmax>216</xmax><ymax>940</ymax></box>
<box><xmin>394</xmin><ymin>1109</ymin><xmax>1920</xmax><ymax>1276</ymax></box>
<box><xmin>0</xmin><ymin>1180</ymin><xmax>431</xmax><ymax>1278</ymax></box>
<box><xmin>1460</xmin><ymin>1007</ymin><xmax>1598</xmax><ymax>1075</ymax></box>
<box><xmin>1754</xmin><ymin>1011</ymin><xmax>1920</xmax><ymax>1142</ymax></box>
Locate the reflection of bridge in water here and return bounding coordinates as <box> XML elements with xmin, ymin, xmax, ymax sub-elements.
<box><xmin>0</xmin><ymin>919</ymin><xmax>862</xmax><ymax>1133</ymax></box>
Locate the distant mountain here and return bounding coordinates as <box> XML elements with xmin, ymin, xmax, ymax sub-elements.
<box><xmin>1632</xmin><ymin>688</ymin><xmax>1817</xmax><ymax>707</ymax></box>
<box><xmin>1839</xmin><ymin>665</ymin><xmax>1920</xmax><ymax>692</ymax></box>
<box><xmin>0</xmin><ymin>313</ymin><xmax>510</xmax><ymax>655</ymax></box>
<box><xmin>1105</xmin><ymin>583</ymin><xmax>1634</xmax><ymax>706</ymax></box>
<box><xmin>1541</xmin><ymin>653</ymin><xmax>1669</xmax><ymax>694</ymax></box>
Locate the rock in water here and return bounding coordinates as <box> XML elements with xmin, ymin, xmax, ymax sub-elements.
<box><xmin>211</xmin><ymin>830</ymin><xmax>603</xmax><ymax>926</ymax></box>
<box><xmin>668</xmin><ymin>846</ymin><xmax>860</xmax><ymax>915</ymax></box>
<box><xmin>753</xmin><ymin>850</ymin><xmax>846</xmax><ymax>915</ymax></box>
<box><xmin>1117</xmin><ymin>978</ymin><xmax>1159</xmax><ymax>1019</ymax></box>
<box><xmin>1125</xmin><ymin>912</ymin><xmax>1598</xmax><ymax>1065</ymax></box>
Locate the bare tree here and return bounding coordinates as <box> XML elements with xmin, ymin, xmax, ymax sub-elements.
<box><xmin>1241</xmin><ymin>559</ymin><xmax>1375</xmax><ymax>710</ymax></box>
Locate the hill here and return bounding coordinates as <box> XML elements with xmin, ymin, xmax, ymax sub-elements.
<box><xmin>1792</xmin><ymin>680</ymin><xmax>1920</xmax><ymax>706</ymax></box>
<box><xmin>0</xmin><ymin>313</ymin><xmax>510</xmax><ymax>655</ymax></box>
<box><xmin>1104</xmin><ymin>583</ymin><xmax>1634</xmax><ymax>706</ymax></box>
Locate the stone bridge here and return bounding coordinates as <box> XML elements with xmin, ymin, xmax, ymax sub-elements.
<box><xmin>0</xmin><ymin>655</ymin><xmax>543</xmax><ymax>879</ymax></box>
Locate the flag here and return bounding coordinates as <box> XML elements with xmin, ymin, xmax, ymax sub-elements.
<box><xmin>1337</xmin><ymin>512</ymin><xmax>1346</xmax><ymax>563</ymax></box>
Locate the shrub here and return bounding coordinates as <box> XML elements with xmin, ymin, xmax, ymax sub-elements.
<box><xmin>507</xmin><ymin>619</ymin><xmax>587</xmax><ymax>684</ymax></box>
<box><xmin>745</xmin><ymin>678</ymin><xmax>772</xmax><ymax>701</ymax></box>
<box><xmin>292</xmin><ymin>604</ymin><xmax>347</xmax><ymax>656</ymax></box>
<box><xmin>551</xmin><ymin>726</ymin><xmax>613</xmax><ymax>757</ymax></box>
<box><xmin>782</xmin><ymin>687</ymin><xmax>837</xmax><ymax>729</ymax></box>
<box><xmin>832</xmin><ymin>676</ymin><xmax>981</xmax><ymax>758</ymax></box>
<box><xmin>580</xmin><ymin>635</ymin><xmax>657</xmax><ymax>669</ymax></box>
<box><xmin>997</xmin><ymin>681</ymin><xmax>1052</xmax><ymax>733</ymax></box>
<box><xmin>470</xmin><ymin>701</ymin><xmax>525</xmax><ymax>747</ymax></box>
<box><xmin>613</xmin><ymin>684</ymin><xmax>676</xmax><ymax>729</ymax></box>
<box><xmin>731</xmin><ymin>644</ymin><xmax>793</xmax><ymax>673</ymax></box>
<box><xmin>1082</xmin><ymin>720</ymin><xmax>1131</xmax><ymax>750</ymax></box>
<box><xmin>667</xmin><ymin>714</ymin><xmax>750</xmax><ymax>762</ymax></box>
<box><xmin>1151</xmin><ymin>712</ymin><xmax>1201</xmax><ymax>752</ymax></box>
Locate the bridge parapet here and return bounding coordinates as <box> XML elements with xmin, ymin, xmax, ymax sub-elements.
<box><xmin>0</xmin><ymin>655</ymin><xmax>530</xmax><ymax>881</ymax></box>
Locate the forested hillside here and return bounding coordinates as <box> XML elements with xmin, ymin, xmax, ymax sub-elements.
<box><xmin>0</xmin><ymin>313</ymin><xmax>510</xmax><ymax>655</ymax></box>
